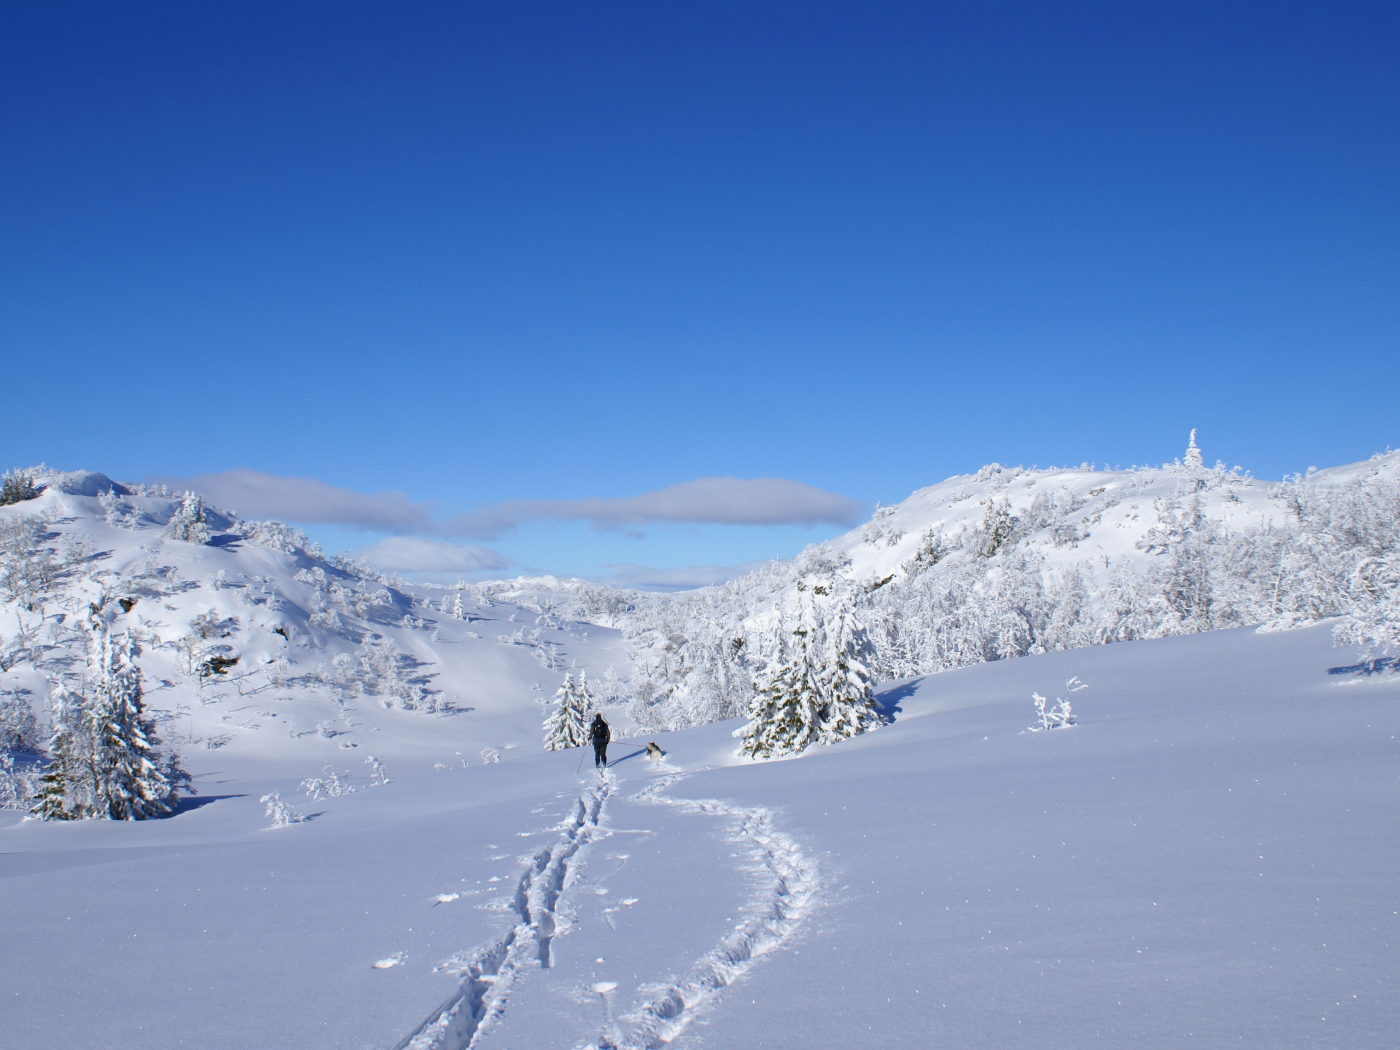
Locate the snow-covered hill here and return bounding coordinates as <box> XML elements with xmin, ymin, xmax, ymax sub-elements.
<box><xmin>0</xmin><ymin>469</ymin><xmax>633</xmax><ymax>782</ymax></box>
<box><xmin>505</xmin><ymin>446</ymin><xmax>1399</xmax><ymax>731</ymax></box>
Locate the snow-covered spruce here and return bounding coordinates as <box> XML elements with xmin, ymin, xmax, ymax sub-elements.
<box><xmin>164</xmin><ymin>491</ymin><xmax>211</xmax><ymax>544</ymax></box>
<box><xmin>736</xmin><ymin>588</ymin><xmax>880</xmax><ymax>759</ymax></box>
<box><xmin>32</xmin><ymin>615</ymin><xmax>190</xmax><ymax>820</ymax></box>
<box><xmin>543</xmin><ymin>670</ymin><xmax>591</xmax><ymax>750</ymax></box>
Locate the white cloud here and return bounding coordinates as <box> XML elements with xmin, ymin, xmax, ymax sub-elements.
<box><xmin>156</xmin><ymin>469</ymin><xmax>440</xmax><ymax>533</ymax></box>
<box><xmin>501</xmin><ymin>477</ymin><xmax>863</xmax><ymax>530</ymax></box>
<box><xmin>156</xmin><ymin>470</ymin><xmax>862</xmax><ymax>538</ymax></box>
<box><xmin>356</xmin><ymin>537</ymin><xmax>512</xmax><ymax>574</ymax></box>
<box><xmin>591</xmin><ymin>561</ymin><xmax>771</xmax><ymax>592</ymax></box>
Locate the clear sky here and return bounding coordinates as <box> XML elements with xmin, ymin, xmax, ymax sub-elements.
<box><xmin>3</xmin><ymin>3</ymin><xmax>1397</xmax><ymax>586</ymax></box>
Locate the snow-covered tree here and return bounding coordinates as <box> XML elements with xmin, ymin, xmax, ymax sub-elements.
<box><xmin>737</xmin><ymin>627</ymin><xmax>821</xmax><ymax>759</ymax></box>
<box><xmin>0</xmin><ymin>471</ymin><xmax>39</xmax><ymax>506</ymax></box>
<box><xmin>30</xmin><ymin>681</ymin><xmax>89</xmax><ymax>820</ymax></box>
<box><xmin>813</xmin><ymin>603</ymin><xmax>882</xmax><ymax>746</ymax></box>
<box><xmin>736</xmin><ymin>589</ymin><xmax>881</xmax><ymax>759</ymax></box>
<box><xmin>0</xmin><ymin>690</ymin><xmax>38</xmax><ymax>751</ymax></box>
<box><xmin>98</xmin><ymin>487</ymin><xmax>124</xmax><ymax>526</ymax></box>
<box><xmin>1333</xmin><ymin>553</ymin><xmax>1400</xmax><ymax>667</ymax></box>
<box><xmin>452</xmin><ymin>592</ymin><xmax>465</xmax><ymax>620</ymax></box>
<box><xmin>29</xmin><ymin>620</ymin><xmax>189</xmax><ymax>820</ymax></box>
<box><xmin>543</xmin><ymin>672</ymin><xmax>589</xmax><ymax>750</ymax></box>
<box><xmin>164</xmin><ymin>491</ymin><xmax>211</xmax><ymax>544</ymax></box>
<box><xmin>1184</xmin><ymin>429</ymin><xmax>1204</xmax><ymax>469</ymax></box>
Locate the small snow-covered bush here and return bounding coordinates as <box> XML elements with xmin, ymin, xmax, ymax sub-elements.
<box><xmin>236</xmin><ymin>519</ymin><xmax>321</xmax><ymax>557</ymax></box>
<box><xmin>1030</xmin><ymin>677</ymin><xmax>1085</xmax><ymax>732</ymax></box>
<box><xmin>480</xmin><ymin>747</ymin><xmax>502</xmax><ymax>765</ymax></box>
<box><xmin>364</xmin><ymin>754</ymin><xmax>389</xmax><ymax>785</ymax></box>
<box><xmin>260</xmin><ymin>791</ymin><xmax>305</xmax><ymax>827</ymax></box>
<box><xmin>301</xmin><ymin>763</ymin><xmax>356</xmax><ymax>800</ymax></box>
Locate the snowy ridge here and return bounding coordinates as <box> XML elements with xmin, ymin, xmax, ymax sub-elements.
<box><xmin>549</xmin><ymin>448</ymin><xmax>1400</xmax><ymax>731</ymax></box>
<box><xmin>594</xmin><ymin>773</ymin><xmax>820</xmax><ymax>1050</ymax></box>
<box><xmin>0</xmin><ymin>470</ymin><xmax>633</xmax><ymax>781</ymax></box>
<box><xmin>396</xmin><ymin>778</ymin><xmax>614</xmax><ymax>1050</ymax></box>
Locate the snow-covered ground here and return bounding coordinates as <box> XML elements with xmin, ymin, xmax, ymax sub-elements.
<box><xmin>3</xmin><ymin>618</ymin><xmax>1396</xmax><ymax>1047</ymax></box>
<box><xmin>2</xmin><ymin>465</ymin><xmax>1397</xmax><ymax>1048</ymax></box>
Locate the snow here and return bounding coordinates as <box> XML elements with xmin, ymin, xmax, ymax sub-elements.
<box><xmin>2</xmin><ymin>465</ymin><xmax>1398</xmax><ymax>1047</ymax></box>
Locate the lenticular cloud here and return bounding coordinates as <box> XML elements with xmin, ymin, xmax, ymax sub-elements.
<box><xmin>156</xmin><ymin>470</ymin><xmax>863</xmax><ymax>538</ymax></box>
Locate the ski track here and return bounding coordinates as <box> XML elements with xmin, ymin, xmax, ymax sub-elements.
<box><xmin>591</xmin><ymin>773</ymin><xmax>820</xmax><ymax>1050</ymax></box>
<box><xmin>391</xmin><ymin>776</ymin><xmax>614</xmax><ymax>1050</ymax></box>
<box><xmin>391</xmin><ymin>771</ymin><xmax>819</xmax><ymax>1050</ymax></box>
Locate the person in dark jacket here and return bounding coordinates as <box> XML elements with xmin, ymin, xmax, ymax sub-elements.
<box><xmin>589</xmin><ymin>713</ymin><xmax>611</xmax><ymax>769</ymax></box>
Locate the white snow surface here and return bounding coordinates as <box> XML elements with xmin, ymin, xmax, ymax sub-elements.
<box><xmin>1</xmin><ymin>467</ymin><xmax>1398</xmax><ymax>1047</ymax></box>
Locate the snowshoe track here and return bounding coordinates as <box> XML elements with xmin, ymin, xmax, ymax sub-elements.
<box><xmin>593</xmin><ymin>774</ymin><xmax>820</xmax><ymax>1050</ymax></box>
<box><xmin>391</xmin><ymin>772</ymin><xmax>818</xmax><ymax>1050</ymax></box>
<box><xmin>392</xmin><ymin>778</ymin><xmax>613</xmax><ymax>1050</ymax></box>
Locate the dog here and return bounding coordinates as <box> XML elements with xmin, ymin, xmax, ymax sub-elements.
<box><xmin>645</xmin><ymin>742</ymin><xmax>664</xmax><ymax>760</ymax></box>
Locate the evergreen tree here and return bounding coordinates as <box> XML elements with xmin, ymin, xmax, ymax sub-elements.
<box><xmin>813</xmin><ymin>604</ymin><xmax>882</xmax><ymax>746</ymax></box>
<box><xmin>30</xmin><ymin>681</ymin><xmax>88</xmax><ymax>820</ymax></box>
<box><xmin>452</xmin><ymin>592</ymin><xmax>465</xmax><ymax>620</ymax></box>
<box><xmin>164</xmin><ymin>491</ymin><xmax>211</xmax><ymax>544</ymax></box>
<box><xmin>737</xmin><ymin>592</ymin><xmax>881</xmax><ymax>759</ymax></box>
<box><xmin>86</xmin><ymin>626</ymin><xmax>185</xmax><ymax>819</ymax></box>
<box><xmin>543</xmin><ymin>672</ymin><xmax>589</xmax><ymax>750</ymax></box>
<box><xmin>29</xmin><ymin>621</ymin><xmax>189</xmax><ymax>820</ymax></box>
<box><xmin>736</xmin><ymin>624</ymin><xmax>822</xmax><ymax>759</ymax></box>
<box><xmin>1184</xmin><ymin>429</ymin><xmax>1204</xmax><ymax>469</ymax></box>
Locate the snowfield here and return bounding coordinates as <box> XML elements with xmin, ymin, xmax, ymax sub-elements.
<box><xmin>1</xmin><ymin>463</ymin><xmax>1397</xmax><ymax>1048</ymax></box>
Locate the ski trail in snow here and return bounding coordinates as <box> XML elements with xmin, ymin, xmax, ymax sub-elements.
<box><xmin>391</xmin><ymin>775</ymin><xmax>614</xmax><ymax>1050</ymax></box>
<box><xmin>592</xmin><ymin>773</ymin><xmax>821</xmax><ymax>1050</ymax></box>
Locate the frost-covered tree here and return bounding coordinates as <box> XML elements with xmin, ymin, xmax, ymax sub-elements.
<box><xmin>0</xmin><ymin>690</ymin><xmax>38</xmax><ymax>751</ymax></box>
<box><xmin>0</xmin><ymin>471</ymin><xmax>39</xmax><ymax>506</ymax></box>
<box><xmin>164</xmin><ymin>491</ymin><xmax>211</xmax><ymax>544</ymax></box>
<box><xmin>736</xmin><ymin>636</ymin><xmax>818</xmax><ymax>759</ymax></box>
<box><xmin>1333</xmin><ymin>553</ymin><xmax>1400</xmax><ymax>666</ymax></box>
<box><xmin>543</xmin><ymin>672</ymin><xmax>589</xmax><ymax>750</ymax></box>
<box><xmin>29</xmin><ymin>621</ymin><xmax>189</xmax><ymax>820</ymax></box>
<box><xmin>30</xmin><ymin>681</ymin><xmax>89</xmax><ymax>820</ymax></box>
<box><xmin>98</xmin><ymin>487</ymin><xmax>123</xmax><ymax>526</ymax></box>
<box><xmin>737</xmin><ymin>590</ymin><xmax>880</xmax><ymax>759</ymax></box>
<box><xmin>452</xmin><ymin>592</ymin><xmax>465</xmax><ymax>620</ymax></box>
<box><xmin>978</xmin><ymin>497</ymin><xmax>1017</xmax><ymax>558</ymax></box>
<box><xmin>1184</xmin><ymin>429</ymin><xmax>1204</xmax><ymax>470</ymax></box>
<box><xmin>813</xmin><ymin>603</ymin><xmax>882</xmax><ymax>746</ymax></box>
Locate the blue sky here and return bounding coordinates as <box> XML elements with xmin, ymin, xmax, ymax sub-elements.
<box><xmin>3</xmin><ymin>3</ymin><xmax>1397</xmax><ymax>585</ymax></box>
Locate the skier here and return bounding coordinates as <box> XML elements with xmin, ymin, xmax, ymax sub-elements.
<box><xmin>589</xmin><ymin>713</ymin><xmax>611</xmax><ymax>769</ymax></box>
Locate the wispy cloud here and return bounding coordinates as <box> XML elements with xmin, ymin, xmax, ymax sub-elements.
<box><xmin>591</xmin><ymin>561</ymin><xmax>771</xmax><ymax>592</ymax></box>
<box><xmin>157</xmin><ymin>470</ymin><xmax>863</xmax><ymax>538</ymax></box>
<box><xmin>355</xmin><ymin>537</ymin><xmax>512</xmax><ymax>575</ymax></box>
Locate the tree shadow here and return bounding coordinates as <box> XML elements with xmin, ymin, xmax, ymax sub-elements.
<box><xmin>874</xmin><ymin>678</ymin><xmax>924</xmax><ymax>724</ymax></box>
<box><xmin>1328</xmin><ymin>657</ymin><xmax>1395</xmax><ymax>677</ymax></box>
<box><xmin>171</xmin><ymin>793</ymin><xmax>247</xmax><ymax>815</ymax></box>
